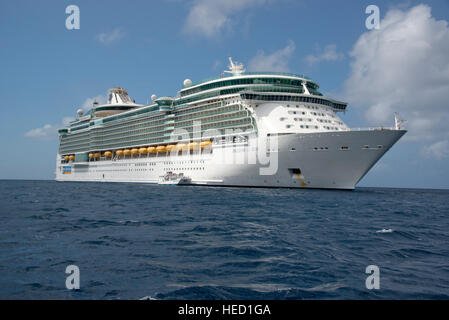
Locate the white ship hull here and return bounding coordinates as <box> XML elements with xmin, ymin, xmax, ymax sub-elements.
<box><xmin>56</xmin><ymin>129</ymin><xmax>405</xmax><ymax>190</ymax></box>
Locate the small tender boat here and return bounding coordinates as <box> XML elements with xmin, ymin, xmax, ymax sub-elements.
<box><xmin>158</xmin><ymin>172</ymin><xmax>191</xmax><ymax>185</ymax></box>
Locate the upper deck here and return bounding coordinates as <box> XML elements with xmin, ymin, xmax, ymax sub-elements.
<box><xmin>57</xmin><ymin>58</ymin><xmax>348</xmax><ymax>155</ymax></box>
<box><xmin>179</xmin><ymin>72</ymin><xmax>321</xmax><ymax>97</ymax></box>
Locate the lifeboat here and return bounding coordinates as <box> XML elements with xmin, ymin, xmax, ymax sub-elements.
<box><xmin>116</xmin><ymin>150</ymin><xmax>124</xmax><ymax>156</ymax></box>
<box><xmin>94</xmin><ymin>152</ymin><xmax>101</xmax><ymax>158</ymax></box>
<box><xmin>147</xmin><ymin>146</ymin><xmax>156</xmax><ymax>153</ymax></box>
<box><xmin>131</xmin><ymin>148</ymin><xmax>139</xmax><ymax>155</ymax></box>
<box><xmin>64</xmin><ymin>155</ymin><xmax>70</xmax><ymax>161</ymax></box>
<box><xmin>139</xmin><ymin>147</ymin><xmax>148</xmax><ymax>154</ymax></box>
<box><xmin>104</xmin><ymin>151</ymin><xmax>112</xmax><ymax>158</ymax></box>
<box><xmin>175</xmin><ymin>143</ymin><xmax>187</xmax><ymax>151</ymax></box>
<box><xmin>123</xmin><ymin>149</ymin><xmax>131</xmax><ymax>156</ymax></box>
<box><xmin>69</xmin><ymin>155</ymin><xmax>75</xmax><ymax>161</ymax></box>
<box><xmin>156</xmin><ymin>145</ymin><xmax>166</xmax><ymax>153</ymax></box>
<box><xmin>166</xmin><ymin>144</ymin><xmax>176</xmax><ymax>152</ymax></box>
<box><xmin>200</xmin><ymin>141</ymin><xmax>212</xmax><ymax>148</ymax></box>
<box><xmin>188</xmin><ymin>142</ymin><xmax>199</xmax><ymax>150</ymax></box>
<box><xmin>88</xmin><ymin>153</ymin><xmax>94</xmax><ymax>159</ymax></box>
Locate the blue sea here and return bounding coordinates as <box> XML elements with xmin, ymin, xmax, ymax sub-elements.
<box><xmin>0</xmin><ymin>180</ymin><xmax>448</xmax><ymax>299</ymax></box>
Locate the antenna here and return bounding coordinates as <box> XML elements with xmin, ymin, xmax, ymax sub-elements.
<box><xmin>394</xmin><ymin>113</ymin><xmax>406</xmax><ymax>130</ymax></box>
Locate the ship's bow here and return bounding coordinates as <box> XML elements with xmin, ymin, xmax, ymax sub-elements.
<box><xmin>279</xmin><ymin>129</ymin><xmax>406</xmax><ymax>189</ymax></box>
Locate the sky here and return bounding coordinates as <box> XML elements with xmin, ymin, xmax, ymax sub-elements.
<box><xmin>0</xmin><ymin>0</ymin><xmax>448</xmax><ymax>189</ymax></box>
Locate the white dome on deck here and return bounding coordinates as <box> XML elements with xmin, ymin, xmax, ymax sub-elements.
<box><xmin>183</xmin><ymin>79</ymin><xmax>192</xmax><ymax>87</ymax></box>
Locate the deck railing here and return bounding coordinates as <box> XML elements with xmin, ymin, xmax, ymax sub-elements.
<box><xmin>350</xmin><ymin>127</ymin><xmax>395</xmax><ymax>131</ymax></box>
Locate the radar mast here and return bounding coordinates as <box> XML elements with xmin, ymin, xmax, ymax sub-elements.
<box><xmin>224</xmin><ymin>57</ymin><xmax>245</xmax><ymax>76</ymax></box>
<box><xmin>394</xmin><ymin>113</ymin><xmax>406</xmax><ymax>130</ymax></box>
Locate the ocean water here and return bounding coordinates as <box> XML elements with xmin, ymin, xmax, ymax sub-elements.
<box><xmin>0</xmin><ymin>180</ymin><xmax>448</xmax><ymax>300</ymax></box>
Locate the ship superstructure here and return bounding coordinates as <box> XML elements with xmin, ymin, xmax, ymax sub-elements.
<box><xmin>56</xmin><ymin>58</ymin><xmax>406</xmax><ymax>189</ymax></box>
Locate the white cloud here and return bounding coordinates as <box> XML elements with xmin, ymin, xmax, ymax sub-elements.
<box><xmin>24</xmin><ymin>94</ymin><xmax>107</xmax><ymax>140</ymax></box>
<box><xmin>305</xmin><ymin>44</ymin><xmax>344</xmax><ymax>65</ymax></box>
<box><xmin>24</xmin><ymin>116</ymin><xmax>76</xmax><ymax>140</ymax></box>
<box><xmin>183</xmin><ymin>0</ymin><xmax>267</xmax><ymax>38</ymax></box>
<box><xmin>24</xmin><ymin>124</ymin><xmax>57</xmax><ymax>139</ymax></box>
<box><xmin>248</xmin><ymin>41</ymin><xmax>295</xmax><ymax>72</ymax></box>
<box><xmin>81</xmin><ymin>94</ymin><xmax>107</xmax><ymax>111</ymax></box>
<box><xmin>212</xmin><ymin>59</ymin><xmax>222</xmax><ymax>71</ymax></box>
<box><xmin>62</xmin><ymin>117</ymin><xmax>76</xmax><ymax>126</ymax></box>
<box><xmin>343</xmin><ymin>4</ymin><xmax>449</xmax><ymax>143</ymax></box>
<box><xmin>422</xmin><ymin>140</ymin><xmax>449</xmax><ymax>159</ymax></box>
<box><xmin>96</xmin><ymin>28</ymin><xmax>124</xmax><ymax>44</ymax></box>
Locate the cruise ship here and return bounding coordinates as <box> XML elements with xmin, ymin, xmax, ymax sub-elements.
<box><xmin>56</xmin><ymin>58</ymin><xmax>406</xmax><ymax>189</ymax></box>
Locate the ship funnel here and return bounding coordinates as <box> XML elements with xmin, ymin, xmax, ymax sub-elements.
<box><xmin>108</xmin><ymin>87</ymin><xmax>135</xmax><ymax>105</ymax></box>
